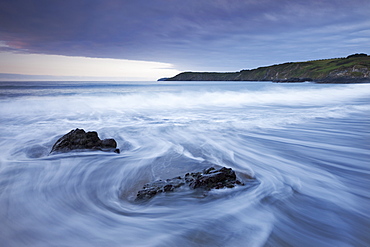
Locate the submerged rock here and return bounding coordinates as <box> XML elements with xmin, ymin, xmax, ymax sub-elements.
<box><xmin>50</xmin><ymin>128</ymin><xmax>120</xmax><ymax>154</ymax></box>
<box><xmin>136</xmin><ymin>166</ymin><xmax>251</xmax><ymax>201</ymax></box>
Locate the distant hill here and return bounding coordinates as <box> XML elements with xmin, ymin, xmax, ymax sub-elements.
<box><xmin>165</xmin><ymin>54</ymin><xmax>370</xmax><ymax>83</ymax></box>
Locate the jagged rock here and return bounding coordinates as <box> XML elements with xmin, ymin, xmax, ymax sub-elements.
<box><xmin>136</xmin><ymin>167</ymin><xmax>251</xmax><ymax>201</ymax></box>
<box><xmin>136</xmin><ymin>176</ymin><xmax>185</xmax><ymax>201</ymax></box>
<box><xmin>50</xmin><ymin>128</ymin><xmax>120</xmax><ymax>154</ymax></box>
<box><xmin>273</xmin><ymin>77</ymin><xmax>313</xmax><ymax>83</ymax></box>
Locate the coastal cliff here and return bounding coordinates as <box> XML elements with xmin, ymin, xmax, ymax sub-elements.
<box><xmin>165</xmin><ymin>54</ymin><xmax>370</xmax><ymax>83</ymax></box>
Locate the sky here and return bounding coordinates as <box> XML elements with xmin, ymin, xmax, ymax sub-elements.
<box><xmin>0</xmin><ymin>0</ymin><xmax>369</xmax><ymax>81</ymax></box>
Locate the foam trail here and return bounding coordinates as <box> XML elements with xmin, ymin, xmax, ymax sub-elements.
<box><xmin>0</xmin><ymin>81</ymin><xmax>369</xmax><ymax>246</ymax></box>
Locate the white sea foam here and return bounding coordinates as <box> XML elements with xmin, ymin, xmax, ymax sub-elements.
<box><xmin>1</xmin><ymin>83</ymin><xmax>369</xmax><ymax>113</ymax></box>
<box><xmin>0</xmin><ymin>82</ymin><xmax>369</xmax><ymax>246</ymax></box>
<box><xmin>1</xmin><ymin>84</ymin><xmax>369</xmax><ymax>129</ymax></box>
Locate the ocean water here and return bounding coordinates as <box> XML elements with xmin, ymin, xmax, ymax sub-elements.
<box><xmin>0</xmin><ymin>81</ymin><xmax>369</xmax><ymax>247</ymax></box>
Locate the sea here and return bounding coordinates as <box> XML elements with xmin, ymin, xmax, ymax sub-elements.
<box><xmin>0</xmin><ymin>81</ymin><xmax>369</xmax><ymax>247</ymax></box>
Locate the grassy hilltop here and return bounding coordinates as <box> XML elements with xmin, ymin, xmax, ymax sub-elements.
<box><xmin>165</xmin><ymin>53</ymin><xmax>370</xmax><ymax>83</ymax></box>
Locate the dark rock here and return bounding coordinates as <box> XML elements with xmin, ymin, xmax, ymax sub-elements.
<box><xmin>135</xmin><ymin>166</ymin><xmax>251</xmax><ymax>201</ymax></box>
<box><xmin>273</xmin><ymin>77</ymin><xmax>313</xmax><ymax>83</ymax></box>
<box><xmin>136</xmin><ymin>177</ymin><xmax>185</xmax><ymax>201</ymax></box>
<box><xmin>315</xmin><ymin>77</ymin><xmax>370</xmax><ymax>84</ymax></box>
<box><xmin>50</xmin><ymin>128</ymin><xmax>120</xmax><ymax>154</ymax></box>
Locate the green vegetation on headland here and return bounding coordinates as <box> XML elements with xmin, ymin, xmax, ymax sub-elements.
<box><xmin>164</xmin><ymin>53</ymin><xmax>370</xmax><ymax>83</ymax></box>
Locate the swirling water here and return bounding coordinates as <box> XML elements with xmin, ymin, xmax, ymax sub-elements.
<box><xmin>0</xmin><ymin>81</ymin><xmax>369</xmax><ymax>247</ymax></box>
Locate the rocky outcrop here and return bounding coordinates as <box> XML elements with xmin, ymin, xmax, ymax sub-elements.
<box><xmin>50</xmin><ymin>128</ymin><xmax>120</xmax><ymax>154</ymax></box>
<box><xmin>136</xmin><ymin>167</ymin><xmax>252</xmax><ymax>201</ymax></box>
<box><xmin>272</xmin><ymin>77</ymin><xmax>313</xmax><ymax>83</ymax></box>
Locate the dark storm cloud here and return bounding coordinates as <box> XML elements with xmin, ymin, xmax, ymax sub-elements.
<box><xmin>1</xmin><ymin>0</ymin><xmax>369</xmax><ymax>70</ymax></box>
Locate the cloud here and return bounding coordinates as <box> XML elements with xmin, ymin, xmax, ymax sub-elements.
<box><xmin>0</xmin><ymin>0</ymin><xmax>369</xmax><ymax>72</ymax></box>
